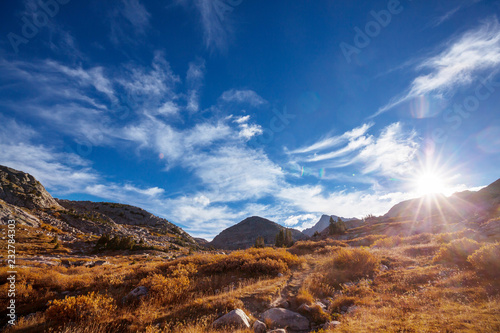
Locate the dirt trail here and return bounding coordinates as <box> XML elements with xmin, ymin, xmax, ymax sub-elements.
<box><xmin>271</xmin><ymin>263</ymin><xmax>315</xmax><ymax>309</ymax></box>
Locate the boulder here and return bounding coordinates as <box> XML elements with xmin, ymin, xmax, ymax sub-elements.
<box><xmin>94</xmin><ymin>260</ymin><xmax>109</xmax><ymax>266</ymax></box>
<box><xmin>261</xmin><ymin>308</ymin><xmax>309</xmax><ymax>331</ymax></box>
<box><xmin>315</xmin><ymin>301</ymin><xmax>327</xmax><ymax>310</ymax></box>
<box><xmin>298</xmin><ymin>303</ymin><xmax>311</xmax><ymax>313</ymax></box>
<box><xmin>252</xmin><ymin>319</ymin><xmax>266</xmax><ymax>333</ymax></box>
<box><xmin>127</xmin><ymin>286</ymin><xmax>148</xmax><ymax>299</ymax></box>
<box><xmin>323</xmin><ymin>321</ymin><xmax>341</xmax><ymax>329</ymax></box>
<box><xmin>347</xmin><ymin>305</ymin><xmax>358</xmax><ymax>314</ymax></box>
<box><xmin>212</xmin><ymin>309</ymin><xmax>251</xmax><ymax>329</ymax></box>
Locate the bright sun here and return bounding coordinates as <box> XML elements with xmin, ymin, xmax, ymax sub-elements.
<box><xmin>415</xmin><ymin>172</ymin><xmax>447</xmax><ymax>196</ymax></box>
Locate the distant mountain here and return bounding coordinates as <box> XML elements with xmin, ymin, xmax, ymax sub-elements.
<box><xmin>0</xmin><ymin>164</ymin><xmax>198</xmax><ymax>251</ymax></box>
<box><xmin>302</xmin><ymin>214</ymin><xmax>360</xmax><ymax>237</ymax></box>
<box><xmin>209</xmin><ymin>216</ymin><xmax>308</xmax><ymax>250</ymax></box>
<box><xmin>384</xmin><ymin>178</ymin><xmax>500</xmax><ymax>223</ymax></box>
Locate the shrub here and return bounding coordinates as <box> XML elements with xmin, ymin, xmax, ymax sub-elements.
<box><xmin>300</xmin><ymin>303</ymin><xmax>331</xmax><ymax>324</ymax></box>
<box><xmin>468</xmin><ymin>242</ymin><xmax>500</xmax><ymax>278</ymax></box>
<box><xmin>140</xmin><ymin>263</ymin><xmax>195</xmax><ymax>304</ymax></box>
<box><xmin>372</xmin><ymin>233</ymin><xmax>433</xmax><ymax>248</ymax></box>
<box><xmin>322</xmin><ymin>247</ymin><xmax>380</xmax><ymax>287</ymax></box>
<box><xmin>434</xmin><ymin>229</ymin><xmax>477</xmax><ymax>244</ymax></box>
<box><xmin>328</xmin><ymin>295</ymin><xmax>358</xmax><ymax>313</ymax></box>
<box><xmin>346</xmin><ymin>235</ymin><xmax>387</xmax><ymax>247</ymax></box>
<box><xmin>288</xmin><ymin>239</ymin><xmax>347</xmax><ymax>256</ymax></box>
<box><xmin>432</xmin><ymin>238</ymin><xmax>481</xmax><ymax>267</ymax></box>
<box><xmin>295</xmin><ymin>287</ymin><xmax>314</xmax><ymax>305</ymax></box>
<box><xmin>45</xmin><ymin>292</ymin><xmax>116</xmax><ymax>322</ymax></box>
<box><xmin>371</xmin><ymin>236</ymin><xmax>403</xmax><ymax>248</ymax></box>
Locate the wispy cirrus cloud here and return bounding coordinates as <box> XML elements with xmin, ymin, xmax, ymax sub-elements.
<box><xmin>288</xmin><ymin>122</ymin><xmax>419</xmax><ymax>177</ymax></box>
<box><xmin>221</xmin><ymin>89</ymin><xmax>267</xmax><ymax>106</ymax></box>
<box><xmin>289</xmin><ymin>123</ymin><xmax>373</xmax><ymax>154</ymax></box>
<box><xmin>373</xmin><ymin>17</ymin><xmax>500</xmax><ymax>118</ymax></box>
<box><xmin>186</xmin><ymin>59</ymin><xmax>206</xmax><ymax>112</ymax></box>
<box><xmin>178</xmin><ymin>0</ymin><xmax>242</xmax><ymax>52</ymax></box>
<box><xmin>110</xmin><ymin>0</ymin><xmax>151</xmax><ymax>44</ymax></box>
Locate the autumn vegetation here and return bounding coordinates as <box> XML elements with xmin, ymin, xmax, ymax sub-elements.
<box><xmin>1</xmin><ymin>223</ymin><xmax>500</xmax><ymax>332</ymax></box>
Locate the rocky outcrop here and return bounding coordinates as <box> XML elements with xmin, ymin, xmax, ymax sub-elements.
<box><xmin>210</xmin><ymin>216</ymin><xmax>308</xmax><ymax>250</ymax></box>
<box><xmin>0</xmin><ymin>198</ymin><xmax>40</xmax><ymax>227</ymax></box>
<box><xmin>261</xmin><ymin>308</ymin><xmax>310</xmax><ymax>331</ymax></box>
<box><xmin>56</xmin><ymin>199</ymin><xmax>197</xmax><ymax>245</ymax></box>
<box><xmin>0</xmin><ymin>164</ymin><xmax>199</xmax><ymax>252</ymax></box>
<box><xmin>212</xmin><ymin>309</ymin><xmax>251</xmax><ymax>329</ymax></box>
<box><xmin>0</xmin><ymin>165</ymin><xmax>63</xmax><ymax>210</ymax></box>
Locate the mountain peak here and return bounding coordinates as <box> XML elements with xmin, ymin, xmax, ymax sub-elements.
<box><xmin>209</xmin><ymin>216</ymin><xmax>308</xmax><ymax>250</ymax></box>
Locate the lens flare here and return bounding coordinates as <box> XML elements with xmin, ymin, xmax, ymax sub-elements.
<box><xmin>415</xmin><ymin>172</ymin><xmax>447</xmax><ymax>195</ymax></box>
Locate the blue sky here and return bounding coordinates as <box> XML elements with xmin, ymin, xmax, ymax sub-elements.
<box><xmin>1</xmin><ymin>0</ymin><xmax>499</xmax><ymax>239</ymax></box>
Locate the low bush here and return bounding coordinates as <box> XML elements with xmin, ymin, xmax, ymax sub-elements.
<box><xmin>140</xmin><ymin>263</ymin><xmax>196</xmax><ymax>305</ymax></box>
<box><xmin>468</xmin><ymin>242</ymin><xmax>500</xmax><ymax>278</ymax></box>
<box><xmin>295</xmin><ymin>287</ymin><xmax>315</xmax><ymax>305</ymax></box>
<box><xmin>165</xmin><ymin>248</ymin><xmax>302</xmax><ymax>277</ymax></box>
<box><xmin>45</xmin><ymin>292</ymin><xmax>116</xmax><ymax>322</ymax></box>
<box><xmin>432</xmin><ymin>238</ymin><xmax>481</xmax><ymax>267</ymax></box>
<box><xmin>372</xmin><ymin>233</ymin><xmax>433</xmax><ymax>248</ymax></box>
<box><xmin>322</xmin><ymin>247</ymin><xmax>380</xmax><ymax>287</ymax></box>
<box><xmin>433</xmin><ymin>229</ymin><xmax>478</xmax><ymax>244</ymax></box>
<box><xmin>288</xmin><ymin>239</ymin><xmax>347</xmax><ymax>256</ymax></box>
<box><xmin>328</xmin><ymin>295</ymin><xmax>358</xmax><ymax>313</ymax></box>
<box><xmin>402</xmin><ymin>244</ymin><xmax>441</xmax><ymax>257</ymax></box>
<box><xmin>346</xmin><ymin>235</ymin><xmax>387</xmax><ymax>247</ymax></box>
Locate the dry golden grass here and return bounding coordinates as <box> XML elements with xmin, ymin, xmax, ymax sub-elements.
<box><xmin>2</xmin><ymin>224</ymin><xmax>500</xmax><ymax>333</ymax></box>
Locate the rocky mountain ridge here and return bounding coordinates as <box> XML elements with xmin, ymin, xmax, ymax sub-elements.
<box><xmin>302</xmin><ymin>214</ymin><xmax>361</xmax><ymax>237</ymax></box>
<box><xmin>0</xmin><ymin>165</ymin><xmax>198</xmax><ymax>251</ymax></box>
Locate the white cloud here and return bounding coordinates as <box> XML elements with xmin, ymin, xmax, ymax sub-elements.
<box><xmin>157</xmin><ymin>101</ymin><xmax>180</xmax><ymax>116</ymax></box>
<box><xmin>121</xmin><ymin>0</ymin><xmax>151</xmax><ymax>33</ymax></box>
<box><xmin>119</xmin><ymin>51</ymin><xmax>180</xmax><ymax>98</ymax></box>
<box><xmin>290</xmin><ymin>123</ymin><xmax>373</xmax><ymax>154</ymax></box>
<box><xmin>0</xmin><ymin>116</ymin><xmax>98</xmax><ymax>193</ymax></box>
<box><xmin>278</xmin><ymin>185</ymin><xmax>414</xmax><ymax>218</ymax></box>
<box><xmin>238</xmin><ymin>123</ymin><xmax>263</xmax><ymax>140</ymax></box>
<box><xmin>356</xmin><ymin>123</ymin><xmax>419</xmax><ymax>176</ymax></box>
<box><xmin>221</xmin><ymin>89</ymin><xmax>267</xmax><ymax>106</ymax></box>
<box><xmin>374</xmin><ymin>18</ymin><xmax>500</xmax><ymax>117</ymax></box>
<box><xmin>232</xmin><ymin>115</ymin><xmax>263</xmax><ymax>140</ymax></box>
<box><xmin>110</xmin><ymin>0</ymin><xmax>151</xmax><ymax>44</ymax></box>
<box><xmin>283</xmin><ymin>214</ymin><xmax>318</xmax><ymax>227</ymax></box>
<box><xmin>234</xmin><ymin>115</ymin><xmax>250</xmax><ymax>124</ymax></box>
<box><xmin>289</xmin><ymin>122</ymin><xmax>419</xmax><ymax>177</ymax></box>
<box><xmin>186</xmin><ymin>59</ymin><xmax>206</xmax><ymax>112</ymax></box>
<box><xmin>180</xmin><ymin>0</ymin><xmax>240</xmax><ymax>51</ymax></box>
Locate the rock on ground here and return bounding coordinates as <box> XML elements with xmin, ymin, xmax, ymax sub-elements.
<box><xmin>252</xmin><ymin>319</ymin><xmax>266</xmax><ymax>333</ymax></box>
<box><xmin>212</xmin><ymin>309</ymin><xmax>251</xmax><ymax>329</ymax></box>
<box><xmin>323</xmin><ymin>320</ymin><xmax>341</xmax><ymax>329</ymax></box>
<box><xmin>261</xmin><ymin>308</ymin><xmax>309</xmax><ymax>331</ymax></box>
